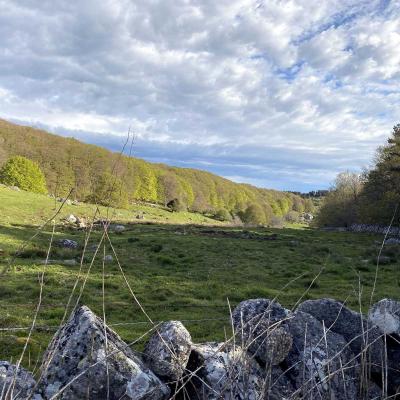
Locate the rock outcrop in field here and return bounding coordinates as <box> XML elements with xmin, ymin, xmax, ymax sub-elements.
<box><xmin>2</xmin><ymin>298</ymin><xmax>400</xmax><ymax>399</ymax></box>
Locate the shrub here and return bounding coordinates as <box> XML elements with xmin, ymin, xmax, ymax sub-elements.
<box><xmin>213</xmin><ymin>208</ymin><xmax>232</xmax><ymax>222</ymax></box>
<box><xmin>167</xmin><ymin>198</ymin><xmax>186</xmax><ymax>212</ymax></box>
<box><xmin>285</xmin><ymin>210</ymin><xmax>300</xmax><ymax>223</ymax></box>
<box><xmin>0</xmin><ymin>156</ymin><xmax>47</xmax><ymax>194</ymax></box>
<box><xmin>240</xmin><ymin>204</ymin><xmax>267</xmax><ymax>225</ymax></box>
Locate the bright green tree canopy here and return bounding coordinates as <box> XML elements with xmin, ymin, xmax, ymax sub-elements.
<box><xmin>0</xmin><ymin>156</ymin><xmax>47</xmax><ymax>194</ymax></box>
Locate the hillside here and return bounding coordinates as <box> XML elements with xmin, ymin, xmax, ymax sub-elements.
<box><xmin>0</xmin><ymin>119</ymin><xmax>311</xmax><ymax>222</ymax></box>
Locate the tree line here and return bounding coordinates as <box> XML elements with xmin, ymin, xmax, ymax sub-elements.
<box><xmin>315</xmin><ymin>124</ymin><xmax>400</xmax><ymax>227</ymax></box>
<box><xmin>0</xmin><ymin>119</ymin><xmax>313</xmax><ymax>224</ymax></box>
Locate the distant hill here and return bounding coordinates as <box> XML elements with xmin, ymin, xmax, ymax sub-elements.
<box><xmin>0</xmin><ymin>119</ymin><xmax>310</xmax><ymax>220</ymax></box>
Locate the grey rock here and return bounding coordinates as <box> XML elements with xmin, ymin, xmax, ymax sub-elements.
<box><xmin>38</xmin><ymin>305</ymin><xmax>169</xmax><ymax>400</ymax></box>
<box><xmin>385</xmin><ymin>237</ymin><xmax>400</xmax><ymax>245</ymax></box>
<box><xmin>56</xmin><ymin>239</ymin><xmax>78</xmax><ymax>249</ymax></box>
<box><xmin>186</xmin><ymin>342</ymin><xmax>265</xmax><ymax>400</ymax></box>
<box><xmin>284</xmin><ymin>311</ymin><xmax>358</xmax><ymax>399</ymax></box>
<box><xmin>112</xmin><ymin>225</ymin><xmax>126</xmax><ymax>233</ymax></box>
<box><xmin>0</xmin><ymin>361</ymin><xmax>42</xmax><ymax>399</ymax></box>
<box><xmin>264</xmin><ymin>366</ymin><xmax>297</xmax><ymax>400</ymax></box>
<box><xmin>297</xmin><ymin>298</ymin><xmax>384</xmax><ymax>372</ymax></box>
<box><xmin>144</xmin><ymin>321</ymin><xmax>192</xmax><ymax>381</ymax></box>
<box><xmin>375</xmin><ymin>255</ymin><xmax>392</xmax><ymax>265</ymax></box>
<box><xmin>231</xmin><ymin>298</ymin><xmax>292</xmax><ymax>365</ymax></box>
<box><xmin>104</xmin><ymin>255</ymin><xmax>113</xmax><ymax>262</ymax></box>
<box><xmin>63</xmin><ymin>259</ymin><xmax>78</xmax><ymax>266</ymax></box>
<box><xmin>369</xmin><ymin>298</ymin><xmax>400</xmax><ymax>335</ymax></box>
<box><xmin>9</xmin><ymin>186</ymin><xmax>21</xmax><ymax>191</ymax></box>
<box><xmin>65</xmin><ymin>214</ymin><xmax>77</xmax><ymax>224</ymax></box>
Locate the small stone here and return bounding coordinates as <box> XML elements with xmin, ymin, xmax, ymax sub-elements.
<box><xmin>104</xmin><ymin>255</ymin><xmax>113</xmax><ymax>262</ymax></box>
<box><xmin>144</xmin><ymin>321</ymin><xmax>192</xmax><ymax>380</ymax></box>
<box><xmin>112</xmin><ymin>225</ymin><xmax>125</xmax><ymax>233</ymax></box>
<box><xmin>65</xmin><ymin>214</ymin><xmax>77</xmax><ymax>224</ymax></box>
<box><xmin>63</xmin><ymin>259</ymin><xmax>78</xmax><ymax>266</ymax></box>
<box><xmin>56</xmin><ymin>239</ymin><xmax>78</xmax><ymax>249</ymax></box>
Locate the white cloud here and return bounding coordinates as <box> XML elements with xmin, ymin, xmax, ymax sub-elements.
<box><xmin>0</xmin><ymin>0</ymin><xmax>399</xmax><ymax>190</ymax></box>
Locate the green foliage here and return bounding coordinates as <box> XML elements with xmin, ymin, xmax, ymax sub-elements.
<box><xmin>167</xmin><ymin>198</ymin><xmax>186</xmax><ymax>212</ymax></box>
<box><xmin>315</xmin><ymin>172</ymin><xmax>363</xmax><ymax>227</ymax></box>
<box><xmin>240</xmin><ymin>203</ymin><xmax>267</xmax><ymax>225</ymax></box>
<box><xmin>0</xmin><ymin>119</ymin><xmax>306</xmax><ymax>215</ymax></box>
<box><xmin>0</xmin><ymin>156</ymin><xmax>47</xmax><ymax>194</ymax></box>
<box><xmin>285</xmin><ymin>210</ymin><xmax>300</xmax><ymax>223</ymax></box>
<box><xmin>213</xmin><ymin>208</ymin><xmax>232</xmax><ymax>222</ymax></box>
<box><xmin>87</xmin><ymin>172</ymin><xmax>128</xmax><ymax>208</ymax></box>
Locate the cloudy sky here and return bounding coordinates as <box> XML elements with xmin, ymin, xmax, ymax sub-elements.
<box><xmin>1</xmin><ymin>0</ymin><xmax>399</xmax><ymax>191</ymax></box>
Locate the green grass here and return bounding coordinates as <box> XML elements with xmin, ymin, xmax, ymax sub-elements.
<box><xmin>0</xmin><ymin>185</ymin><xmax>399</xmax><ymax>371</ymax></box>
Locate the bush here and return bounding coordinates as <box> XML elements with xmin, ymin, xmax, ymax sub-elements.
<box><xmin>240</xmin><ymin>204</ymin><xmax>267</xmax><ymax>225</ymax></box>
<box><xmin>167</xmin><ymin>198</ymin><xmax>186</xmax><ymax>212</ymax></box>
<box><xmin>0</xmin><ymin>156</ymin><xmax>47</xmax><ymax>194</ymax></box>
<box><xmin>213</xmin><ymin>208</ymin><xmax>232</xmax><ymax>222</ymax></box>
<box><xmin>285</xmin><ymin>210</ymin><xmax>300</xmax><ymax>223</ymax></box>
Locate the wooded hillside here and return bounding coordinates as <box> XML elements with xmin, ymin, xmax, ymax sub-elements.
<box><xmin>0</xmin><ymin>119</ymin><xmax>310</xmax><ymax>220</ymax></box>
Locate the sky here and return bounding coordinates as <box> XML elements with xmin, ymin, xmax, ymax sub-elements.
<box><xmin>0</xmin><ymin>0</ymin><xmax>399</xmax><ymax>192</ymax></box>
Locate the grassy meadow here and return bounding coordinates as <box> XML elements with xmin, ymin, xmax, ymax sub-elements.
<box><xmin>0</xmin><ymin>185</ymin><xmax>398</xmax><ymax>371</ymax></box>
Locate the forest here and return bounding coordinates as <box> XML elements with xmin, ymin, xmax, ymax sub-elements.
<box><xmin>315</xmin><ymin>124</ymin><xmax>400</xmax><ymax>228</ymax></box>
<box><xmin>0</xmin><ymin>119</ymin><xmax>312</xmax><ymax>223</ymax></box>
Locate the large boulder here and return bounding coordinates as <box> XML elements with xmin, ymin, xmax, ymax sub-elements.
<box><xmin>0</xmin><ymin>361</ymin><xmax>42</xmax><ymax>399</ymax></box>
<box><xmin>144</xmin><ymin>321</ymin><xmax>192</xmax><ymax>381</ymax></box>
<box><xmin>297</xmin><ymin>298</ymin><xmax>384</xmax><ymax>372</ymax></box>
<box><xmin>231</xmin><ymin>298</ymin><xmax>292</xmax><ymax>365</ymax></box>
<box><xmin>283</xmin><ymin>311</ymin><xmax>359</xmax><ymax>399</ymax></box>
<box><xmin>369</xmin><ymin>299</ymin><xmax>400</xmax><ymax>395</ymax></box>
<box><xmin>185</xmin><ymin>342</ymin><xmax>267</xmax><ymax>399</ymax></box>
<box><xmin>369</xmin><ymin>298</ymin><xmax>400</xmax><ymax>335</ymax></box>
<box><xmin>37</xmin><ymin>306</ymin><xmax>169</xmax><ymax>400</ymax></box>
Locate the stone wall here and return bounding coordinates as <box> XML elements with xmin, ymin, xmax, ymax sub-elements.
<box><xmin>2</xmin><ymin>298</ymin><xmax>400</xmax><ymax>399</ymax></box>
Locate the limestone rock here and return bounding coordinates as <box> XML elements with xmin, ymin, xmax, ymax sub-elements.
<box><xmin>144</xmin><ymin>321</ymin><xmax>192</xmax><ymax>381</ymax></box>
<box><xmin>112</xmin><ymin>225</ymin><xmax>126</xmax><ymax>233</ymax></box>
<box><xmin>284</xmin><ymin>311</ymin><xmax>358</xmax><ymax>399</ymax></box>
<box><xmin>104</xmin><ymin>255</ymin><xmax>113</xmax><ymax>262</ymax></box>
<box><xmin>0</xmin><ymin>361</ymin><xmax>42</xmax><ymax>399</ymax></box>
<box><xmin>56</xmin><ymin>239</ymin><xmax>78</xmax><ymax>249</ymax></box>
<box><xmin>297</xmin><ymin>298</ymin><xmax>384</xmax><ymax>372</ymax></box>
<box><xmin>369</xmin><ymin>298</ymin><xmax>400</xmax><ymax>335</ymax></box>
<box><xmin>38</xmin><ymin>305</ymin><xmax>169</xmax><ymax>400</ymax></box>
<box><xmin>65</xmin><ymin>214</ymin><xmax>77</xmax><ymax>224</ymax></box>
<box><xmin>186</xmin><ymin>342</ymin><xmax>265</xmax><ymax>400</ymax></box>
<box><xmin>231</xmin><ymin>298</ymin><xmax>292</xmax><ymax>365</ymax></box>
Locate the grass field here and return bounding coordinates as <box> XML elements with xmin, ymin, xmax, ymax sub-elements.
<box><xmin>0</xmin><ymin>185</ymin><xmax>399</xmax><ymax>371</ymax></box>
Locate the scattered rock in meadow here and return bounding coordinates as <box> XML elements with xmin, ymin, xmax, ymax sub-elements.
<box><xmin>9</xmin><ymin>186</ymin><xmax>21</xmax><ymax>191</ymax></box>
<box><xmin>38</xmin><ymin>305</ymin><xmax>169</xmax><ymax>400</ymax></box>
<box><xmin>55</xmin><ymin>239</ymin><xmax>78</xmax><ymax>249</ymax></box>
<box><xmin>0</xmin><ymin>361</ymin><xmax>42</xmax><ymax>399</ymax></box>
<box><xmin>112</xmin><ymin>224</ymin><xmax>126</xmax><ymax>233</ymax></box>
<box><xmin>65</xmin><ymin>214</ymin><xmax>77</xmax><ymax>224</ymax></box>
<box><xmin>144</xmin><ymin>321</ymin><xmax>192</xmax><ymax>381</ymax></box>
<box><xmin>231</xmin><ymin>298</ymin><xmax>292</xmax><ymax>365</ymax></box>
<box><xmin>104</xmin><ymin>254</ymin><xmax>113</xmax><ymax>262</ymax></box>
<box><xmin>284</xmin><ymin>310</ymin><xmax>358</xmax><ymax>399</ymax></box>
<box><xmin>385</xmin><ymin>237</ymin><xmax>400</xmax><ymax>245</ymax></box>
<box><xmin>186</xmin><ymin>342</ymin><xmax>265</xmax><ymax>400</ymax></box>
